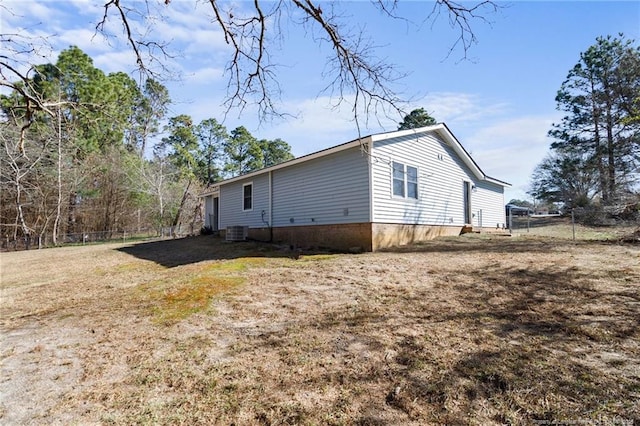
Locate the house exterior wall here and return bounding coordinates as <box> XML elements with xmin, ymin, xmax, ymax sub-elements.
<box><xmin>473</xmin><ymin>180</ymin><xmax>507</xmax><ymax>229</ymax></box>
<box><xmin>216</xmin><ymin>146</ymin><xmax>371</xmax><ymax>232</ymax></box>
<box><xmin>246</xmin><ymin>223</ymin><xmax>373</xmax><ymax>251</ymax></box>
<box><xmin>270</xmin><ymin>146</ymin><xmax>370</xmax><ymax>227</ymax></box>
<box><xmin>371</xmin><ymin>132</ymin><xmax>471</xmax><ymax>226</ymax></box>
<box><xmin>371</xmin><ymin>223</ymin><xmax>462</xmax><ymax>251</ymax></box>
<box><xmin>219</xmin><ymin>173</ymin><xmax>270</xmax><ymax>229</ymax></box>
<box><xmin>370</xmin><ymin>132</ymin><xmax>505</xmax><ymax>229</ymax></box>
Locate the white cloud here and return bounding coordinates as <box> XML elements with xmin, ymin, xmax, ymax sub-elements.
<box><xmin>55</xmin><ymin>28</ymin><xmax>114</xmax><ymax>53</ymax></box>
<box><xmin>460</xmin><ymin>114</ymin><xmax>561</xmax><ymax>201</ymax></box>
<box><xmin>137</xmin><ymin>2</ymin><xmax>230</xmax><ymax>54</ymax></box>
<box><xmin>419</xmin><ymin>92</ymin><xmax>510</xmax><ymax>124</ymax></box>
<box><xmin>257</xmin><ymin>96</ymin><xmax>399</xmax><ymax>156</ymax></box>
<box><xmin>2</xmin><ymin>1</ymin><xmax>57</xmax><ymax>24</ymax></box>
<box><xmin>185</xmin><ymin>67</ymin><xmax>225</xmax><ymax>84</ymax></box>
<box><xmin>92</xmin><ymin>50</ymin><xmax>141</xmax><ymax>75</ymax></box>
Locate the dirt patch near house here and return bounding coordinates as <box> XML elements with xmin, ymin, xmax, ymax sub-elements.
<box><xmin>1</xmin><ymin>235</ymin><xmax>639</xmax><ymax>425</ymax></box>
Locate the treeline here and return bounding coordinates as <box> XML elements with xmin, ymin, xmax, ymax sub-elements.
<box><xmin>529</xmin><ymin>35</ymin><xmax>640</xmax><ymax>224</ymax></box>
<box><xmin>1</xmin><ymin>46</ymin><xmax>293</xmax><ymax>249</ymax></box>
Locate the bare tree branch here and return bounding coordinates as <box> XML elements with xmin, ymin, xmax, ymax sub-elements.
<box><xmin>1</xmin><ymin>62</ymin><xmax>59</xmax><ymax>155</ymax></box>
<box><xmin>428</xmin><ymin>0</ymin><xmax>499</xmax><ymax>60</ymax></box>
<box><xmin>3</xmin><ymin>0</ymin><xmax>499</xmax><ymax>149</ymax></box>
<box><xmin>206</xmin><ymin>0</ymin><xmax>284</xmax><ymax>119</ymax></box>
<box><xmin>97</xmin><ymin>0</ymin><xmax>174</xmax><ymax>80</ymax></box>
<box><xmin>291</xmin><ymin>0</ymin><xmax>405</xmax><ymax>132</ymax></box>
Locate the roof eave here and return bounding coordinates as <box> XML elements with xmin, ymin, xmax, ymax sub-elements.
<box><xmin>200</xmin><ymin>135</ymin><xmax>373</xmax><ymax>196</ymax></box>
<box><xmin>486</xmin><ymin>176</ymin><xmax>512</xmax><ymax>187</ymax></box>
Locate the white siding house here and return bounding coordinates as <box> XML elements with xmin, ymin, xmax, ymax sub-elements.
<box><xmin>202</xmin><ymin>123</ymin><xmax>509</xmax><ymax>251</ymax></box>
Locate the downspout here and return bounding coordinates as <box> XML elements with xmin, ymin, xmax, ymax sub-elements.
<box><xmin>258</xmin><ymin>173</ymin><xmax>274</xmax><ymax>244</ymax></box>
<box><xmin>366</xmin><ymin>139</ymin><xmax>375</xmax><ymax>251</ymax></box>
<box><xmin>269</xmin><ymin>171</ymin><xmax>273</xmax><ymax>242</ymax></box>
<box><xmin>367</xmin><ymin>140</ymin><xmax>374</xmax><ymax>223</ymax></box>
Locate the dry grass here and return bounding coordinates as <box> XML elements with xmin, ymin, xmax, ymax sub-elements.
<box><xmin>510</xmin><ymin>215</ymin><xmax>638</xmax><ymax>241</ymax></box>
<box><xmin>1</xmin><ymin>233</ymin><xmax>638</xmax><ymax>425</ymax></box>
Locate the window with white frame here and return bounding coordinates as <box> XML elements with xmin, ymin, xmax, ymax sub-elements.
<box><xmin>242</xmin><ymin>182</ymin><xmax>253</xmax><ymax>211</ymax></box>
<box><xmin>392</xmin><ymin>161</ymin><xmax>418</xmax><ymax>199</ymax></box>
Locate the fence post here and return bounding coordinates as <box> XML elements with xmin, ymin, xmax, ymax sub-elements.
<box><xmin>571</xmin><ymin>209</ymin><xmax>576</xmax><ymax>241</ymax></box>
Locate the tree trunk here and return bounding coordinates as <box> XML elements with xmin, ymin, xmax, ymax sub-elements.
<box><xmin>590</xmin><ymin>78</ymin><xmax>608</xmax><ymax>203</ymax></box>
<box><xmin>52</xmin><ymin>108</ymin><xmax>63</xmax><ymax>245</ymax></box>
<box><xmin>604</xmin><ymin>86</ymin><xmax>617</xmax><ymax>203</ymax></box>
<box><xmin>68</xmin><ymin>191</ymin><xmax>77</xmax><ymax>237</ymax></box>
<box><xmin>14</xmin><ymin>175</ymin><xmax>31</xmax><ymax>249</ymax></box>
<box><xmin>190</xmin><ymin>198</ymin><xmax>203</xmax><ymax>236</ymax></box>
<box><xmin>171</xmin><ymin>178</ymin><xmax>192</xmax><ymax>237</ymax></box>
<box><xmin>103</xmin><ymin>183</ymin><xmax>114</xmax><ymax>239</ymax></box>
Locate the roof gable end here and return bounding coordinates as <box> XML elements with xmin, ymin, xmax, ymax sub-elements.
<box><xmin>371</xmin><ymin>123</ymin><xmax>510</xmax><ymax>186</ymax></box>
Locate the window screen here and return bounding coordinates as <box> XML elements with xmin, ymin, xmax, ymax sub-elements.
<box><xmin>392</xmin><ymin>162</ymin><xmax>405</xmax><ymax>197</ymax></box>
<box><xmin>243</xmin><ymin>183</ymin><xmax>252</xmax><ymax>210</ymax></box>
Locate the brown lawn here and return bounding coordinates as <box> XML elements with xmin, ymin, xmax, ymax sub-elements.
<box><xmin>1</xmin><ymin>234</ymin><xmax>638</xmax><ymax>425</ymax></box>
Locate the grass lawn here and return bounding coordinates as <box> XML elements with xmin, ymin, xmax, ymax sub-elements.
<box><xmin>1</xmin><ymin>232</ymin><xmax>638</xmax><ymax>425</ymax></box>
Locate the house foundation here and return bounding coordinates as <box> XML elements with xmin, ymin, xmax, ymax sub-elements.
<box><xmin>371</xmin><ymin>223</ymin><xmax>461</xmax><ymax>251</ymax></box>
<box><xmin>226</xmin><ymin>222</ymin><xmax>463</xmax><ymax>252</ymax></box>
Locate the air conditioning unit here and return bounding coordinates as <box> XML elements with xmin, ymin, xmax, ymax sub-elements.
<box><xmin>226</xmin><ymin>226</ymin><xmax>248</xmax><ymax>242</ymax></box>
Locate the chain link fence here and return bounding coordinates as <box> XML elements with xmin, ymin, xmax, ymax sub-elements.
<box><xmin>509</xmin><ymin>212</ymin><xmax>638</xmax><ymax>241</ymax></box>
<box><xmin>1</xmin><ymin>224</ymin><xmax>200</xmax><ymax>252</ymax></box>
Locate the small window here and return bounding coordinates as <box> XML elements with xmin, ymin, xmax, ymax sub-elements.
<box><xmin>407</xmin><ymin>166</ymin><xmax>418</xmax><ymax>199</ymax></box>
<box><xmin>392</xmin><ymin>162</ymin><xmax>405</xmax><ymax>197</ymax></box>
<box><xmin>392</xmin><ymin>161</ymin><xmax>419</xmax><ymax>199</ymax></box>
<box><xmin>243</xmin><ymin>183</ymin><xmax>253</xmax><ymax>211</ymax></box>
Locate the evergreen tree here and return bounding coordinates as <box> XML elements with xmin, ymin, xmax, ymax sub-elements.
<box><xmin>195</xmin><ymin>118</ymin><xmax>228</xmax><ymax>185</ymax></box>
<box><xmin>224</xmin><ymin>126</ymin><xmax>263</xmax><ymax>176</ymax></box>
<box><xmin>543</xmin><ymin>35</ymin><xmax>640</xmax><ymax>205</ymax></box>
<box><xmin>259</xmin><ymin>138</ymin><xmax>294</xmax><ymax>168</ymax></box>
<box><xmin>398</xmin><ymin>108</ymin><xmax>437</xmax><ymax>130</ymax></box>
<box><xmin>129</xmin><ymin>79</ymin><xmax>171</xmax><ymax>155</ymax></box>
<box><xmin>160</xmin><ymin>115</ymin><xmax>202</xmax><ymax>234</ymax></box>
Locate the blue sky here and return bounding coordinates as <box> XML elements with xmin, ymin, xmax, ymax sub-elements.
<box><xmin>3</xmin><ymin>1</ymin><xmax>639</xmax><ymax>202</ymax></box>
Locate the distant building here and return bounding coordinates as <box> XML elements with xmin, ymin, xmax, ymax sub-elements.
<box><xmin>506</xmin><ymin>204</ymin><xmax>533</xmax><ymax>217</ymax></box>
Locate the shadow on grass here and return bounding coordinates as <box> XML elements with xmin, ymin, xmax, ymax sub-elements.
<box><xmin>385</xmin><ymin>234</ymin><xmax>633</xmax><ymax>255</ymax></box>
<box><xmin>116</xmin><ymin>235</ymin><xmax>293</xmax><ymax>268</ymax></box>
<box><xmin>118</xmin><ymin>233</ymin><xmax>630</xmax><ymax>268</ymax></box>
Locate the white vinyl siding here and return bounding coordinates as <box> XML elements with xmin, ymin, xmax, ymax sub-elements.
<box><xmin>372</xmin><ymin>132</ymin><xmax>503</xmax><ymax>227</ymax></box>
<box><xmin>218</xmin><ymin>147</ymin><xmax>370</xmax><ymax>229</ymax></box>
<box><xmin>216</xmin><ymin>127</ymin><xmax>506</xmax><ymax>232</ymax></box>
<box><xmin>472</xmin><ymin>180</ymin><xmax>507</xmax><ymax>228</ymax></box>
<box><xmin>220</xmin><ymin>174</ymin><xmax>269</xmax><ymax>229</ymax></box>
<box><xmin>272</xmin><ymin>147</ymin><xmax>370</xmax><ymax>227</ymax></box>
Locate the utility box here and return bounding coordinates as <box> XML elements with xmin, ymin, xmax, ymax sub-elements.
<box><xmin>226</xmin><ymin>226</ymin><xmax>248</xmax><ymax>241</ymax></box>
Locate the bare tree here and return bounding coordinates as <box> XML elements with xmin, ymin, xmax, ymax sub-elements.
<box><xmin>2</xmin><ymin>0</ymin><xmax>497</xmax><ymax>153</ymax></box>
<box><xmin>0</xmin><ymin>26</ymin><xmax>67</xmax><ymax>155</ymax></box>
<box><xmin>0</xmin><ymin>118</ymin><xmax>53</xmax><ymax>249</ymax></box>
<box><xmin>96</xmin><ymin>0</ymin><xmax>498</xmax><ymax>127</ymax></box>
